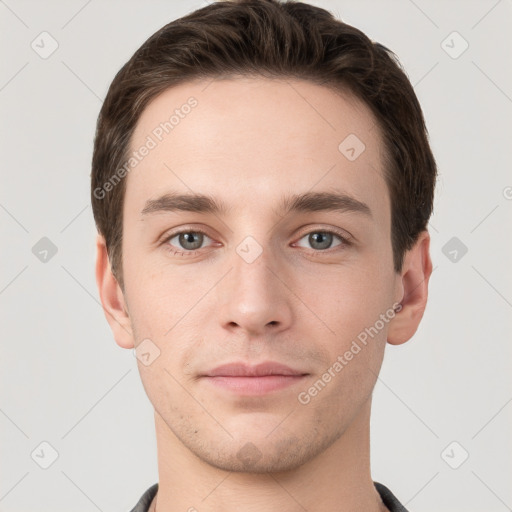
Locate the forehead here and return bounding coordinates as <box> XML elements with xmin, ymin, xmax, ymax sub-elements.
<box><xmin>125</xmin><ymin>77</ymin><xmax>389</xmax><ymax>222</ymax></box>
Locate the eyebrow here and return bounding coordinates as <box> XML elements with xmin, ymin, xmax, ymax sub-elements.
<box><xmin>140</xmin><ymin>190</ymin><xmax>372</xmax><ymax>218</ymax></box>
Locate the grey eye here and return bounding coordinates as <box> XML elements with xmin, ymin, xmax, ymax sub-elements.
<box><xmin>169</xmin><ymin>231</ymin><xmax>210</xmax><ymax>251</ymax></box>
<box><xmin>296</xmin><ymin>231</ymin><xmax>343</xmax><ymax>251</ymax></box>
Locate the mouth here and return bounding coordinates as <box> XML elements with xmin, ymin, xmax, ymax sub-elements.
<box><xmin>201</xmin><ymin>361</ymin><xmax>309</xmax><ymax>395</ymax></box>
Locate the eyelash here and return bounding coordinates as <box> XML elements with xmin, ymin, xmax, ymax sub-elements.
<box><xmin>162</xmin><ymin>228</ymin><xmax>216</xmax><ymax>257</ymax></box>
<box><xmin>161</xmin><ymin>227</ymin><xmax>352</xmax><ymax>258</ymax></box>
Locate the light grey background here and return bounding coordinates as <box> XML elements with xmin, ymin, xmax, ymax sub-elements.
<box><xmin>1</xmin><ymin>0</ymin><xmax>511</xmax><ymax>511</ymax></box>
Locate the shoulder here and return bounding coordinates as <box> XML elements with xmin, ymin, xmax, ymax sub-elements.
<box><xmin>129</xmin><ymin>483</ymin><xmax>158</xmax><ymax>512</ymax></box>
<box><xmin>374</xmin><ymin>481</ymin><xmax>410</xmax><ymax>512</ymax></box>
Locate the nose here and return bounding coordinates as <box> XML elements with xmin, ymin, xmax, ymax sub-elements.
<box><xmin>216</xmin><ymin>240</ymin><xmax>294</xmax><ymax>337</ymax></box>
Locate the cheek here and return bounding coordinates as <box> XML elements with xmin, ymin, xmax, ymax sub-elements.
<box><xmin>125</xmin><ymin>288</ymin><xmax>170</xmax><ymax>341</ymax></box>
<box><xmin>123</xmin><ymin>254</ymin><xmax>184</xmax><ymax>336</ymax></box>
<box><xmin>297</xmin><ymin>267</ymin><xmax>393</xmax><ymax>411</ymax></box>
<box><xmin>302</xmin><ymin>262</ymin><xmax>395</xmax><ymax>337</ymax></box>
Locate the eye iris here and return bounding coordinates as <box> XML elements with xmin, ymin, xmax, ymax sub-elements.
<box><xmin>179</xmin><ymin>232</ymin><xmax>203</xmax><ymax>250</ymax></box>
<box><xmin>310</xmin><ymin>232</ymin><xmax>332</xmax><ymax>250</ymax></box>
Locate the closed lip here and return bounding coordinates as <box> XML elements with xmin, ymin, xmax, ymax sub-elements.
<box><xmin>203</xmin><ymin>361</ymin><xmax>308</xmax><ymax>377</ymax></box>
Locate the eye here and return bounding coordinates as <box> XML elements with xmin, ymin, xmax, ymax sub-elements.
<box><xmin>161</xmin><ymin>227</ymin><xmax>351</xmax><ymax>257</ymax></box>
<box><xmin>164</xmin><ymin>229</ymin><xmax>214</xmax><ymax>256</ymax></box>
<box><xmin>294</xmin><ymin>230</ymin><xmax>349</xmax><ymax>251</ymax></box>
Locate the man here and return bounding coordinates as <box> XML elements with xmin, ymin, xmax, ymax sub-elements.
<box><xmin>91</xmin><ymin>1</ymin><xmax>436</xmax><ymax>510</ymax></box>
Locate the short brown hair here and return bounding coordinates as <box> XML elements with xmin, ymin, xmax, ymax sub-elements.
<box><xmin>91</xmin><ymin>0</ymin><xmax>437</xmax><ymax>291</ymax></box>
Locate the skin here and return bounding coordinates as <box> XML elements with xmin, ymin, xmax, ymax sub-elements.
<box><xmin>96</xmin><ymin>77</ymin><xmax>432</xmax><ymax>512</ymax></box>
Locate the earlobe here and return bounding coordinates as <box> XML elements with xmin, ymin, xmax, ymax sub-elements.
<box><xmin>95</xmin><ymin>234</ymin><xmax>134</xmax><ymax>349</ymax></box>
<box><xmin>387</xmin><ymin>230</ymin><xmax>433</xmax><ymax>346</ymax></box>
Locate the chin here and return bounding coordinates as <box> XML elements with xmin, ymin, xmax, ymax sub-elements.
<box><xmin>200</xmin><ymin>443</ymin><xmax>305</xmax><ymax>474</ymax></box>
<box><xmin>186</xmin><ymin>428</ymin><xmax>338</xmax><ymax>474</ymax></box>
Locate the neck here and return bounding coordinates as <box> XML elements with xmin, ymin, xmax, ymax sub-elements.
<box><xmin>151</xmin><ymin>397</ymin><xmax>387</xmax><ymax>512</ymax></box>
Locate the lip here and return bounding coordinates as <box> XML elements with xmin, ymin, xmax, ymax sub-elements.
<box><xmin>205</xmin><ymin>361</ymin><xmax>306</xmax><ymax>377</ymax></box>
<box><xmin>201</xmin><ymin>362</ymin><xmax>309</xmax><ymax>395</ymax></box>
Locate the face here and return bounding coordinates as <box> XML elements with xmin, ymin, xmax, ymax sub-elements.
<box><xmin>119</xmin><ymin>77</ymin><xmax>403</xmax><ymax>472</ymax></box>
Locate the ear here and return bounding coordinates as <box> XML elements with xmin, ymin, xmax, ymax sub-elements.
<box><xmin>387</xmin><ymin>230</ymin><xmax>433</xmax><ymax>345</ymax></box>
<box><xmin>95</xmin><ymin>233</ymin><xmax>134</xmax><ymax>349</ymax></box>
